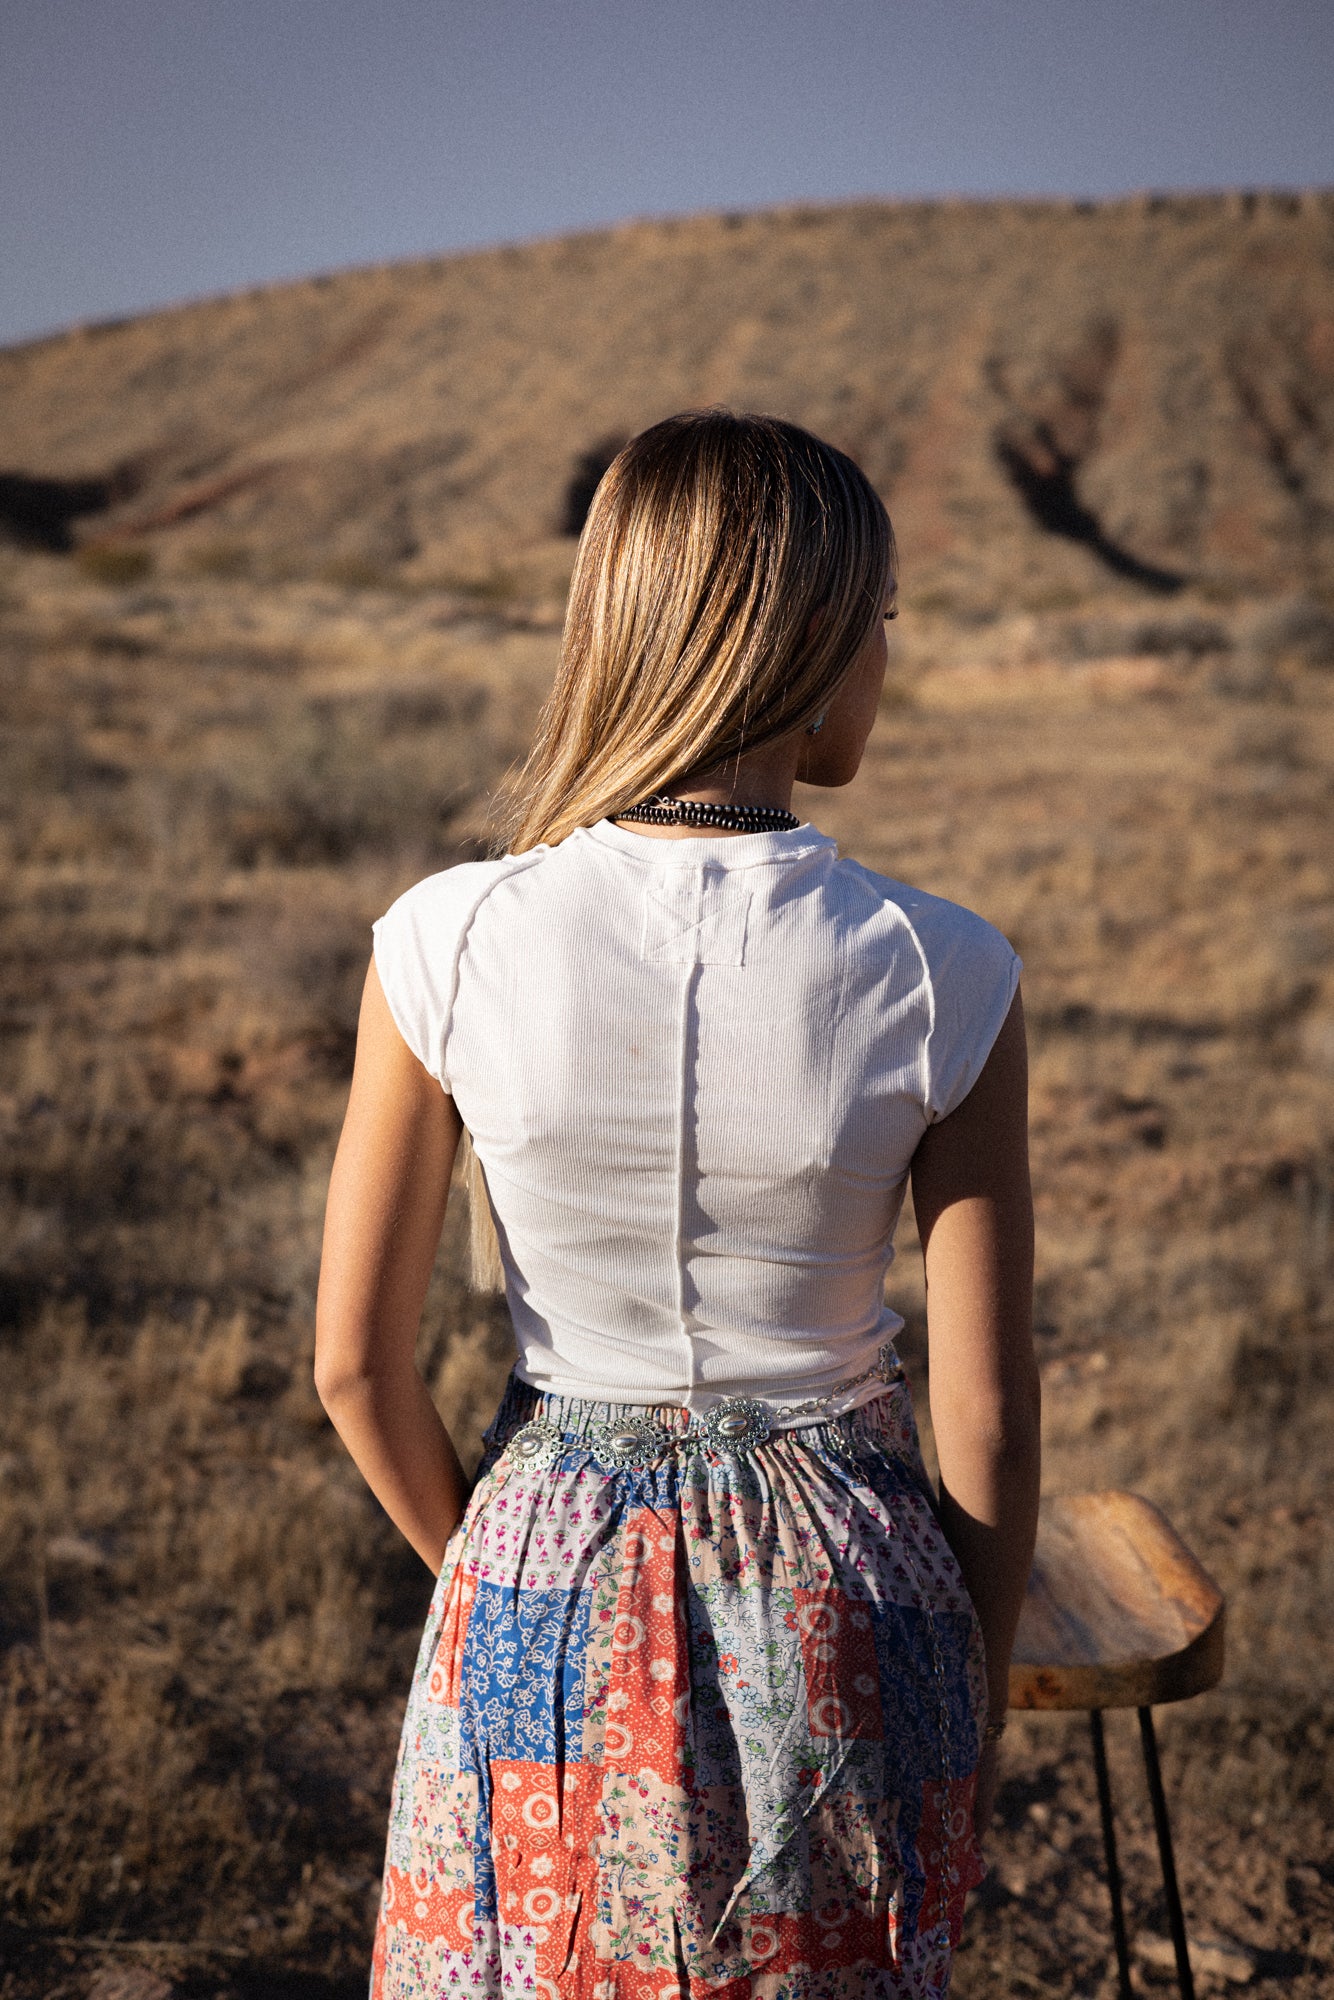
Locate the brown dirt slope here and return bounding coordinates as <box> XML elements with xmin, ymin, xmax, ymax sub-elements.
<box><xmin>2</xmin><ymin>191</ymin><xmax>1333</xmax><ymax>602</ymax></box>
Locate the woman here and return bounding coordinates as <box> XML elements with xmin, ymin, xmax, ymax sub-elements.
<box><xmin>317</xmin><ymin>411</ymin><xmax>1039</xmax><ymax>2000</ymax></box>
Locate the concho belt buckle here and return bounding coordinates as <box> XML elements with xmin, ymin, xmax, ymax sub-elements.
<box><xmin>700</xmin><ymin>1397</ymin><xmax>773</xmax><ymax>1452</ymax></box>
<box><xmin>589</xmin><ymin>1416</ymin><xmax>671</xmax><ymax>1471</ymax></box>
<box><xmin>506</xmin><ymin>1418</ymin><xmax>566</xmax><ymax>1469</ymax></box>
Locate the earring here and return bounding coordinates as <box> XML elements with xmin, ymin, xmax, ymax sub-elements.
<box><xmin>806</xmin><ymin>711</ymin><xmax>826</xmax><ymax>737</ymax></box>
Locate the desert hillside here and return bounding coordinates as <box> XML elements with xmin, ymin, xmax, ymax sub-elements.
<box><xmin>0</xmin><ymin>198</ymin><xmax>1331</xmax><ymax>1998</ymax></box>
<box><xmin>2</xmin><ymin>192</ymin><xmax>1333</xmax><ymax>604</ymax></box>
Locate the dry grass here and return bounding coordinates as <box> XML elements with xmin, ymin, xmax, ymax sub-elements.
<box><xmin>0</xmin><ymin>562</ymin><xmax>532</xmax><ymax>1993</ymax></box>
<box><xmin>0</xmin><ymin>553</ymin><xmax>1331</xmax><ymax>1996</ymax></box>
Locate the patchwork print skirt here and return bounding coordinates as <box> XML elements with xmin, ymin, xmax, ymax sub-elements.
<box><xmin>371</xmin><ymin>1372</ymin><xmax>988</xmax><ymax>2000</ymax></box>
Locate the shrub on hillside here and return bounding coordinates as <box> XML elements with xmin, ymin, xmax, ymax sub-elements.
<box><xmin>74</xmin><ymin>543</ymin><xmax>153</xmax><ymax>586</ymax></box>
<box><xmin>188</xmin><ymin>540</ymin><xmax>254</xmax><ymax>580</ymax></box>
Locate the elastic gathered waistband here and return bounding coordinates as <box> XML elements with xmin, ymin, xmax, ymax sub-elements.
<box><xmin>489</xmin><ymin>1339</ymin><xmax>905</xmax><ymax>1441</ymax></box>
<box><xmin>484</xmin><ymin>1366</ymin><xmax>919</xmax><ymax>1472</ymax></box>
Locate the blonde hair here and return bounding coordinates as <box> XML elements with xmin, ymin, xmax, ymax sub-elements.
<box><xmin>463</xmin><ymin>409</ymin><xmax>894</xmax><ymax>1288</ymax></box>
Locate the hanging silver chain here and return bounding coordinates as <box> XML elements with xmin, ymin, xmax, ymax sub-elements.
<box><xmin>771</xmin><ymin>1341</ymin><xmax>903</xmax><ymax>1420</ymax></box>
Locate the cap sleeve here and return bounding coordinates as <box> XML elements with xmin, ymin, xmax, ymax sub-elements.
<box><xmin>905</xmin><ymin>893</ymin><xmax>1022</xmax><ymax>1123</ymax></box>
<box><xmin>371</xmin><ymin>860</ymin><xmax>509</xmax><ymax>1090</ymax></box>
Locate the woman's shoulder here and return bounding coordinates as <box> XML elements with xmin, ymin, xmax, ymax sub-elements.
<box><xmin>831</xmin><ymin>854</ymin><xmax>1017</xmax><ymax>963</ymax></box>
<box><xmin>828</xmin><ymin>859</ymin><xmax>1020</xmax><ymax>1122</ymax></box>
<box><xmin>370</xmin><ymin>851</ymin><xmax>553</xmax><ymax>1083</ymax></box>
<box><xmin>374</xmin><ymin>848</ymin><xmax>547</xmax><ymax>935</ymax></box>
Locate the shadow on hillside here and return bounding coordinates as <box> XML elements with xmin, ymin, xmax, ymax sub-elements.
<box><xmin>0</xmin><ymin>468</ymin><xmax>140</xmax><ymax>552</ymax></box>
<box><xmin>560</xmin><ymin>436</ymin><xmax>627</xmax><ymax>536</ymax></box>
<box><xmin>995</xmin><ymin>429</ymin><xmax>1185</xmax><ymax>593</ymax></box>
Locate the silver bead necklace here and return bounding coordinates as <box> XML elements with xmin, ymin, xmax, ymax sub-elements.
<box><xmin>614</xmin><ymin>793</ymin><xmax>799</xmax><ymax>833</ymax></box>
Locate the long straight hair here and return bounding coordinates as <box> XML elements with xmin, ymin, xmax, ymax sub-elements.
<box><xmin>463</xmin><ymin>409</ymin><xmax>894</xmax><ymax>1288</ymax></box>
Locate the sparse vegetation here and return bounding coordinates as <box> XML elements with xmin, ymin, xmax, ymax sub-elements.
<box><xmin>428</xmin><ymin>567</ymin><xmax>521</xmax><ymax>607</ymax></box>
<box><xmin>1021</xmin><ymin>584</ymin><xmax>1087</xmax><ymax>614</ymax></box>
<box><xmin>907</xmin><ymin>587</ymin><xmax>962</xmax><ymax>617</ymax></box>
<box><xmin>188</xmin><ymin>540</ymin><xmax>254</xmax><ymax>581</ymax></box>
<box><xmin>317</xmin><ymin>554</ymin><xmax>391</xmax><ymax>593</ymax></box>
<box><xmin>73</xmin><ymin>542</ymin><xmax>154</xmax><ymax>586</ymax></box>
<box><xmin>0</xmin><ymin>570</ymin><xmax>538</xmax><ymax>1992</ymax></box>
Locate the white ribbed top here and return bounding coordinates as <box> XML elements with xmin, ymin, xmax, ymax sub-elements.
<box><xmin>372</xmin><ymin>820</ymin><xmax>1020</xmax><ymax>1418</ymax></box>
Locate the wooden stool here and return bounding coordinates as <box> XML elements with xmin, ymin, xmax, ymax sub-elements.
<box><xmin>1009</xmin><ymin>1491</ymin><xmax>1226</xmax><ymax>2000</ymax></box>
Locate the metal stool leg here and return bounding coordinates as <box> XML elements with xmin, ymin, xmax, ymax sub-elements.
<box><xmin>1089</xmin><ymin>1709</ymin><xmax>1134</xmax><ymax>2000</ymax></box>
<box><xmin>1138</xmin><ymin>1706</ymin><xmax>1195</xmax><ymax>2000</ymax></box>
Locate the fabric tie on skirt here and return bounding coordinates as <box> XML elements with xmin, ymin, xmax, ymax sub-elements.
<box><xmin>372</xmin><ymin>1372</ymin><xmax>988</xmax><ymax>2000</ymax></box>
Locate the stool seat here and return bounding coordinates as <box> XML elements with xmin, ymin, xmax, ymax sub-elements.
<box><xmin>1003</xmin><ymin>1489</ymin><xmax>1227</xmax><ymax>2000</ymax></box>
<box><xmin>1010</xmin><ymin>1489</ymin><xmax>1226</xmax><ymax>1712</ymax></box>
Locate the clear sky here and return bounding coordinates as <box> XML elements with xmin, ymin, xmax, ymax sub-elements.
<box><xmin>2</xmin><ymin>0</ymin><xmax>1330</xmax><ymax>348</ymax></box>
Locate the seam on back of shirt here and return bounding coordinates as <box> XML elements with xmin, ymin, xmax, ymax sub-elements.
<box><xmin>814</xmin><ymin>912</ymin><xmax>853</xmax><ymax>1184</ymax></box>
<box><xmin>888</xmin><ymin>903</ymin><xmax>938</xmax><ymax>1119</ymax></box>
<box><xmin>672</xmin><ymin>965</ymin><xmax>696</xmax><ymax>1396</ymax></box>
<box><xmin>440</xmin><ymin>848</ymin><xmax>548</xmax><ymax>1083</ymax></box>
<box><xmin>841</xmin><ymin>859</ymin><xmax>940</xmax><ymax>1122</ymax></box>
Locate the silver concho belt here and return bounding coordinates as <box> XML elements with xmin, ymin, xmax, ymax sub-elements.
<box><xmin>503</xmin><ymin>1342</ymin><xmax>902</xmax><ymax>1473</ymax></box>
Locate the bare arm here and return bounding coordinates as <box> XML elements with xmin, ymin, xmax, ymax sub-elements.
<box><xmin>910</xmin><ymin>987</ymin><xmax>1040</xmax><ymax>1828</ymax></box>
<box><xmin>315</xmin><ymin>957</ymin><xmax>469</xmax><ymax>1573</ymax></box>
